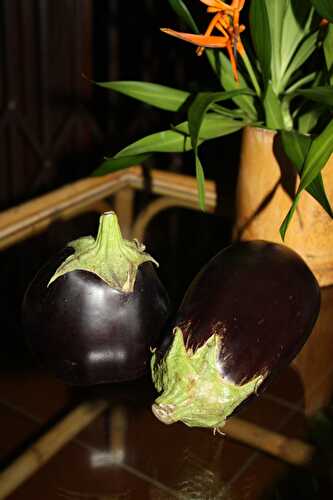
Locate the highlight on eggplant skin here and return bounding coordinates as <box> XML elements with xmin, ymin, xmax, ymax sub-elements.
<box><xmin>22</xmin><ymin>212</ymin><xmax>170</xmax><ymax>386</ymax></box>
<box><xmin>151</xmin><ymin>240</ymin><xmax>321</xmax><ymax>429</ymax></box>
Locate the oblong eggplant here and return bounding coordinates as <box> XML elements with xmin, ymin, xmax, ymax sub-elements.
<box><xmin>22</xmin><ymin>212</ymin><xmax>170</xmax><ymax>386</ymax></box>
<box><xmin>151</xmin><ymin>240</ymin><xmax>320</xmax><ymax>429</ymax></box>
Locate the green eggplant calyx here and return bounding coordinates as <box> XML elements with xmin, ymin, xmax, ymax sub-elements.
<box><xmin>48</xmin><ymin>211</ymin><xmax>158</xmax><ymax>291</ymax></box>
<box><xmin>151</xmin><ymin>326</ymin><xmax>266</xmax><ymax>429</ymax></box>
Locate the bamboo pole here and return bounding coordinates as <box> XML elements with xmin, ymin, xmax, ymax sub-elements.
<box><xmin>0</xmin><ymin>401</ymin><xmax>316</xmax><ymax>499</ymax></box>
<box><xmin>224</xmin><ymin>417</ymin><xmax>315</xmax><ymax>467</ymax></box>
<box><xmin>0</xmin><ymin>170</ymin><xmax>127</xmax><ymax>251</ymax></box>
<box><xmin>126</xmin><ymin>166</ymin><xmax>217</xmax><ymax>211</ymax></box>
<box><xmin>0</xmin><ymin>167</ymin><xmax>218</xmax><ymax>251</ymax></box>
<box><xmin>0</xmin><ymin>400</ymin><xmax>109</xmax><ymax>500</ymax></box>
<box><xmin>131</xmin><ymin>197</ymin><xmax>198</xmax><ymax>242</ymax></box>
<box><xmin>113</xmin><ymin>188</ymin><xmax>135</xmax><ymax>239</ymax></box>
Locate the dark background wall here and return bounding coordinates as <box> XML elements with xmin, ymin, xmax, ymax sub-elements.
<box><xmin>0</xmin><ymin>0</ymin><xmax>240</xmax><ymax>208</ymax></box>
<box><xmin>0</xmin><ymin>2</ymin><xmax>187</xmax><ymax>204</ymax></box>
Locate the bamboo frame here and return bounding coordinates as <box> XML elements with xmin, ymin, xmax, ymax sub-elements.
<box><xmin>224</xmin><ymin>417</ymin><xmax>314</xmax><ymax>466</ymax></box>
<box><xmin>0</xmin><ymin>168</ymin><xmax>318</xmax><ymax>496</ymax></box>
<box><xmin>0</xmin><ymin>166</ymin><xmax>217</xmax><ymax>251</ymax></box>
<box><xmin>0</xmin><ymin>400</ymin><xmax>108</xmax><ymax>500</ymax></box>
<box><xmin>0</xmin><ymin>401</ymin><xmax>315</xmax><ymax>499</ymax></box>
<box><xmin>131</xmin><ymin>196</ymin><xmax>199</xmax><ymax>241</ymax></box>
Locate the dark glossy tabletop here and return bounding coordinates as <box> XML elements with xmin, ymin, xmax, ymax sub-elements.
<box><xmin>0</xmin><ymin>288</ymin><xmax>332</xmax><ymax>499</ymax></box>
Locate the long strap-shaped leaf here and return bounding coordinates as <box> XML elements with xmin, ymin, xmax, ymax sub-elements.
<box><xmin>324</xmin><ymin>24</ymin><xmax>333</xmax><ymax>85</ymax></box>
<box><xmin>98</xmin><ymin>113</ymin><xmax>244</xmax><ymax>161</ymax></box>
<box><xmin>92</xmin><ymin>154</ymin><xmax>151</xmax><ymax>176</ymax></box>
<box><xmin>298</xmin><ymin>120</ymin><xmax>333</xmax><ymax>191</ymax></box>
<box><xmin>188</xmin><ymin>89</ymin><xmax>252</xmax><ymax>209</ymax></box>
<box><xmin>281</xmin><ymin>130</ymin><xmax>333</xmax><ymax>216</ymax></box>
<box><xmin>95</xmin><ymin>81</ymin><xmax>189</xmax><ymax>112</ymax></box>
<box><xmin>280</xmin><ymin>2</ymin><xmax>314</xmax><ymax>80</ymax></box>
<box><xmin>188</xmin><ymin>89</ymin><xmax>254</xmax><ymax>151</ymax></box>
<box><xmin>280</xmin><ymin>31</ymin><xmax>320</xmax><ymax>92</ymax></box>
<box><xmin>280</xmin><ymin>119</ymin><xmax>333</xmax><ymax>239</ymax></box>
<box><xmin>292</xmin><ymin>87</ymin><xmax>333</xmax><ymax>106</ymax></box>
<box><xmin>92</xmin><ymin>113</ymin><xmax>245</xmax><ymax>180</ymax></box>
<box><xmin>264</xmin><ymin>0</ymin><xmax>288</xmax><ymax>92</ymax></box>
<box><xmin>250</xmin><ymin>0</ymin><xmax>271</xmax><ymax>87</ymax></box>
<box><xmin>216</xmin><ymin>52</ymin><xmax>258</xmax><ymax>120</ymax></box>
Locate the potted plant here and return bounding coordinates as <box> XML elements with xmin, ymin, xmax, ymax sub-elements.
<box><xmin>93</xmin><ymin>0</ymin><xmax>333</xmax><ymax>285</ymax></box>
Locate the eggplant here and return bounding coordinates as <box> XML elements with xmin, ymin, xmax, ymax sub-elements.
<box><xmin>22</xmin><ymin>212</ymin><xmax>170</xmax><ymax>385</ymax></box>
<box><xmin>151</xmin><ymin>240</ymin><xmax>320</xmax><ymax>429</ymax></box>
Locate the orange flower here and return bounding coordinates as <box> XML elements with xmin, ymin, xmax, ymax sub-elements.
<box><xmin>161</xmin><ymin>0</ymin><xmax>246</xmax><ymax>81</ymax></box>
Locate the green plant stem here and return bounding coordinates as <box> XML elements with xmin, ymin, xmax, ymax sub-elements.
<box><xmin>285</xmin><ymin>72</ymin><xmax>317</xmax><ymax>94</ymax></box>
<box><xmin>264</xmin><ymin>82</ymin><xmax>284</xmax><ymax>129</ymax></box>
<box><xmin>241</xmin><ymin>51</ymin><xmax>261</xmax><ymax>98</ymax></box>
<box><xmin>281</xmin><ymin>96</ymin><xmax>294</xmax><ymax>130</ymax></box>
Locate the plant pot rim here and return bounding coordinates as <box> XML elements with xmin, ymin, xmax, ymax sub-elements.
<box><xmin>244</xmin><ymin>125</ymin><xmax>276</xmax><ymax>137</ymax></box>
<box><xmin>244</xmin><ymin>124</ymin><xmax>312</xmax><ymax>139</ymax></box>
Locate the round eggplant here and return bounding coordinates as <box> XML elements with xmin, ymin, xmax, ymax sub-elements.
<box><xmin>151</xmin><ymin>240</ymin><xmax>320</xmax><ymax>429</ymax></box>
<box><xmin>22</xmin><ymin>212</ymin><xmax>170</xmax><ymax>385</ymax></box>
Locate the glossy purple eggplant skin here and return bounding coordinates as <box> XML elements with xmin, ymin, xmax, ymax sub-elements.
<box><xmin>157</xmin><ymin>240</ymin><xmax>320</xmax><ymax>392</ymax></box>
<box><xmin>22</xmin><ymin>248</ymin><xmax>170</xmax><ymax>386</ymax></box>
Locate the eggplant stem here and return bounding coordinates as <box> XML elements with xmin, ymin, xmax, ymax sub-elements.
<box><xmin>48</xmin><ymin>212</ymin><xmax>157</xmax><ymax>292</ymax></box>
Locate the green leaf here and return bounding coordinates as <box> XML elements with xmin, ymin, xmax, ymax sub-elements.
<box><xmin>280</xmin><ymin>119</ymin><xmax>333</xmax><ymax>238</ymax></box>
<box><xmin>292</xmin><ymin>86</ymin><xmax>333</xmax><ymax>106</ymax></box>
<box><xmin>188</xmin><ymin>89</ymin><xmax>253</xmax><ymax>152</ymax></box>
<box><xmin>216</xmin><ymin>52</ymin><xmax>258</xmax><ymax>120</ymax></box>
<box><xmin>115</xmin><ymin>129</ymin><xmax>192</xmax><ymax>156</ymax></box>
<box><xmin>187</xmin><ymin>89</ymin><xmax>252</xmax><ymax>212</ymax></box>
<box><xmin>280</xmin><ymin>1</ymin><xmax>314</xmax><ymax>78</ymax></box>
<box><xmin>92</xmin><ymin>154</ymin><xmax>150</xmax><ymax>176</ymax></box>
<box><xmin>280</xmin><ymin>94</ymin><xmax>294</xmax><ymax>130</ymax></box>
<box><xmin>114</xmin><ymin>114</ymin><xmax>245</xmax><ymax>157</ymax></box>
<box><xmin>297</xmin><ymin>105</ymin><xmax>324</xmax><ymax>133</ymax></box>
<box><xmin>279</xmin><ymin>192</ymin><xmax>301</xmax><ymax>240</ymax></box>
<box><xmin>299</xmin><ymin>118</ymin><xmax>333</xmax><ymax>191</ymax></box>
<box><xmin>310</xmin><ymin>175</ymin><xmax>332</xmax><ymax>212</ymax></box>
<box><xmin>195</xmin><ymin>155</ymin><xmax>206</xmax><ymax>210</ymax></box>
<box><xmin>263</xmin><ymin>82</ymin><xmax>284</xmax><ymax>129</ymax></box>
<box><xmin>281</xmin><ymin>31</ymin><xmax>319</xmax><ymax>90</ymax></box>
<box><xmin>310</xmin><ymin>0</ymin><xmax>333</xmax><ymax>22</ymax></box>
<box><xmin>285</xmin><ymin>72</ymin><xmax>317</xmax><ymax>93</ymax></box>
<box><xmin>211</xmin><ymin>104</ymin><xmax>246</xmax><ymax>119</ymax></box>
<box><xmin>178</xmin><ymin>114</ymin><xmax>246</xmax><ymax>140</ymax></box>
<box><xmin>250</xmin><ymin>0</ymin><xmax>271</xmax><ymax>85</ymax></box>
<box><xmin>264</xmin><ymin>0</ymin><xmax>288</xmax><ymax>91</ymax></box>
<box><xmin>167</xmin><ymin>0</ymin><xmax>199</xmax><ymax>33</ymax></box>
<box><xmin>281</xmin><ymin>129</ymin><xmax>312</xmax><ymax>169</ymax></box>
<box><xmin>324</xmin><ymin>24</ymin><xmax>333</xmax><ymax>84</ymax></box>
<box><xmin>281</xmin><ymin>130</ymin><xmax>333</xmax><ymax>215</ymax></box>
<box><xmin>95</xmin><ymin>81</ymin><xmax>189</xmax><ymax>112</ymax></box>
<box><xmin>306</xmin><ymin>174</ymin><xmax>333</xmax><ymax>215</ymax></box>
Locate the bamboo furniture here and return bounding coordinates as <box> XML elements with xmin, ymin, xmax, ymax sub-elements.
<box><xmin>0</xmin><ymin>165</ymin><xmax>326</xmax><ymax>497</ymax></box>
<box><xmin>0</xmin><ymin>166</ymin><xmax>217</xmax><ymax>251</ymax></box>
<box><xmin>0</xmin><ymin>401</ymin><xmax>315</xmax><ymax>500</ymax></box>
